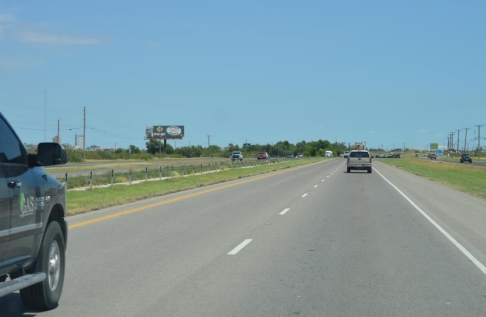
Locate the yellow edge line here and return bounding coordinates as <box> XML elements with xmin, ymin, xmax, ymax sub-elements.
<box><xmin>68</xmin><ymin>162</ymin><xmax>316</xmax><ymax>229</ymax></box>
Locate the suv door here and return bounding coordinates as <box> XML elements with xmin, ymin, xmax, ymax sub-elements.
<box><xmin>0</xmin><ymin>116</ymin><xmax>42</xmax><ymax>266</ymax></box>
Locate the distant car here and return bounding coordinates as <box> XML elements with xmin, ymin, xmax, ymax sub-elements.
<box><xmin>428</xmin><ymin>153</ymin><xmax>437</xmax><ymax>160</ymax></box>
<box><xmin>343</xmin><ymin>151</ymin><xmax>350</xmax><ymax>158</ymax></box>
<box><xmin>287</xmin><ymin>153</ymin><xmax>294</xmax><ymax>158</ymax></box>
<box><xmin>296</xmin><ymin>153</ymin><xmax>303</xmax><ymax>158</ymax></box>
<box><xmin>231</xmin><ymin>151</ymin><xmax>243</xmax><ymax>161</ymax></box>
<box><xmin>460</xmin><ymin>153</ymin><xmax>472</xmax><ymax>163</ymax></box>
<box><xmin>258</xmin><ymin>152</ymin><xmax>270</xmax><ymax>160</ymax></box>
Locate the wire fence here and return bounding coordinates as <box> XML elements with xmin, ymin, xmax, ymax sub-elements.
<box><xmin>56</xmin><ymin>158</ymin><xmax>284</xmax><ymax>191</ymax></box>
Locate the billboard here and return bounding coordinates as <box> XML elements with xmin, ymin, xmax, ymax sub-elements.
<box><xmin>146</xmin><ymin>125</ymin><xmax>184</xmax><ymax>140</ymax></box>
<box><xmin>430</xmin><ymin>143</ymin><xmax>439</xmax><ymax>150</ymax></box>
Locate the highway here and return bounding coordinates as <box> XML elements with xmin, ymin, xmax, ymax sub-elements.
<box><xmin>2</xmin><ymin>159</ymin><xmax>486</xmax><ymax>316</ymax></box>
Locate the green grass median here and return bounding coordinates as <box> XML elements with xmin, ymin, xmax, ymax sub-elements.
<box><xmin>66</xmin><ymin>158</ymin><xmax>324</xmax><ymax>216</ymax></box>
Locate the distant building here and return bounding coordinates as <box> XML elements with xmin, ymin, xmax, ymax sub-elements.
<box><xmin>75</xmin><ymin>134</ymin><xmax>85</xmax><ymax>149</ymax></box>
<box><xmin>52</xmin><ymin>136</ymin><xmax>61</xmax><ymax>144</ymax></box>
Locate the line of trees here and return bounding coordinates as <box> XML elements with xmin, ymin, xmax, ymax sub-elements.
<box><xmin>64</xmin><ymin>139</ymin><xmax>349</xmax><ymax>162</ymax></box>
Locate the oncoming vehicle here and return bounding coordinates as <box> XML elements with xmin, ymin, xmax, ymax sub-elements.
<box><xmin>0</xmin><ymin>112</ymin><xmax>68</xmax><ymax>311</ymax></box>
<box><xmin>231</xmin><ymin>151</ymin><xmax>243</xmax><ymax>162</ymax></box>
<box><xmin>460</xmin><ymin>153</ymin><xmax>472</xmax><ymax>163</ymax></box>
<box><xmin>257</xmin><ymin>152</ymin><xmax>270</xmax><ymax>160</ymax></box>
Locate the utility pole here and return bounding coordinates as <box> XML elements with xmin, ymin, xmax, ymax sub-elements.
<box><xmin>450</xmin><ymin>132</ymin><xmax>455</xmax><ymax>151</ymax></box>
<box><xmin>44</xmin><ymin>90</ymin><xmax>47</xmax><ymax>142</ymax></box>
<box><xmin>207</xmin><ymin>135</ymin><xmax>211</xmax><ymax>148</ymax></box>
<box><xmin>57</xmin><ymin>119</ymin><xmax>60</xmax><ymax>144</ymax></box>
<box><xmin>83</xmin><ymin>107</ymin><xmax>87</xmax><ymax>161</ymax></box>
<box><xmin>463</xmin><ymin>127</ymin><xmax>470</xmax><ymax>152</ymax></box>
<box><xmin>456</xmin><ymin>129</ymin><xmax>461</xmax><ymax>154</ymax></box>
<box><xmin>476</xmin><ymin>124</ymin><xmax>484</xmax><ymax>153</ymax></box>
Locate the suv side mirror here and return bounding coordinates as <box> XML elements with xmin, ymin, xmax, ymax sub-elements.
<box><xmin>37</xmin><ymin>143</ymin><xmax>67</xmax><ymax>166</ymax></box>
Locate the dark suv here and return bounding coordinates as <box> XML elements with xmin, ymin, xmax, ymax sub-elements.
<box><xmin>460</xmin><ymin>153</ymin><xmax>472</xmax><ymax>163</ymax></box>
<box><xmin>0</xmin><ymin>112</ymin><xmax>68</xmax><ymax>310</ymax></box>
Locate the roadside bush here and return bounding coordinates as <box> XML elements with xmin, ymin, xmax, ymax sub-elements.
<box><xmin>66</xmin><ymin>149</ymin><xmax>84</xmax><ymax>162</ymax></box>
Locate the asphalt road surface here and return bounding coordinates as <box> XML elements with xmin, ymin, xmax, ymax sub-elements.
<box><xmin>2</xmin><ymin>160</ymin><xmax>486</xmax><ymax>317</ymax></box>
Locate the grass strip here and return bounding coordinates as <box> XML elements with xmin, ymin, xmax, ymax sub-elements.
<box><xmin>377</xmin><ymin>158</ymin><xmax>486</xmax><ymax>200</ymax></box>
<box><xmin>66</xmin><ymin>158</ymin><xmax>322</xmax><ymax>216</ymax></box>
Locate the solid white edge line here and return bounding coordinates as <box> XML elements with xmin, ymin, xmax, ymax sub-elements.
<box><xmin>228</xmin><ymin>239</ymin><xmax>253</xmax><ymax>255</ymax></box>
<box><xmin>301</xmin><ymin>193</ymin><xmax>308</xmax><ymax>198</ymax></box>
<box><xmin>280</xmin><ymin>208</ymin><xmax>290</xmax><ymax>215</ymax></box>
<box><xmin>375</xmin><ymin>168</ymin><xmax>486</xmax><ymax>276</ymax></box>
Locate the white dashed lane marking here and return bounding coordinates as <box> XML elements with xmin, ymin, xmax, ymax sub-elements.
<box><xmin>228</xmin><ymin>239</ymin><xmax>253</xmax><ymax>255</ymax></box>
<box><xmin>280</xmin><ymin>208</ymin><xmax>290</xmax><ymax>215</ymax></box>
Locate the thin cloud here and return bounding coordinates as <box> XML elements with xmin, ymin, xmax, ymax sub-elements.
<box><xmin>0</xmin><ymin>13</ymin><xmax>15</xmax><ymax>23</ymax></box>
<box><xmin>0</xmin><ymin>13</ymin><xmax>15</xmax><ymax>39</ymax></box>
<box><xmin>146</xmin><ymin>41</ymin><xmax>161</xmax><ymax>48</ymax></box>
<box><xmin>419</xmin><ymin>129</ymin><xmax>428</xmax><ymax>133</ymax></box>
<box><xmin>0</xmin><ymin>11</ymin><xmax>103</xmax><ymax>46</ymax></box>
<box><xmin>0</xmin><ymin>55</ymin><xmax>47</xmax><ymax>72</ymax></box>
<box><xmin>19</xmin><ymin>31</ymin><xmax>103</xmax><ymax>46</ymax></box>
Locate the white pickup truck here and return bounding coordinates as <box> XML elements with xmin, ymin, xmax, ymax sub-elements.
<box><xmin>346</xmin><ymin>150</ymin><xmax>372</xmax><ymax>173</ymax></box>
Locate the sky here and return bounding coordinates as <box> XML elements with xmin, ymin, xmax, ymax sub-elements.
<box><xmin>1</xmin><ymin>0</ymin><xmax>485</xmax><ymax>151</ymax></box>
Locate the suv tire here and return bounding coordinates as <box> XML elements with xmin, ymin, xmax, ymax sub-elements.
<box><xmin>20</xmin><ymin>221</ymin><xmax>66</xmax><ymax>311</ymax></box>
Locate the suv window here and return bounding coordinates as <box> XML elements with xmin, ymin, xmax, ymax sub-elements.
<box><xmin>349</xmin><ymin>151</ymin><xmax>370</xmax><ymax>158</ymax></box>
<box><xmin>0</xmin><ymin>117</ymin><xmax>27</xmax><ymax>164</ymax></box>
